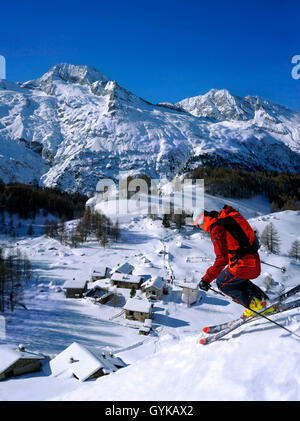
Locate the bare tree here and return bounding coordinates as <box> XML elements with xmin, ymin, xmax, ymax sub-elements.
<box><xmin>261</xmin><ymin>222</ymin><xmax>280</xmax><ymax>253</ymax></box>
<box><xmin>100</xmin><ymin>231</ymin><xmax>109</xmax><ymax>248</ymax></box>
<box><xmin>112</xmin><ymin>219</ymin><xmax>120</xmax><ymax>242</ymax></box>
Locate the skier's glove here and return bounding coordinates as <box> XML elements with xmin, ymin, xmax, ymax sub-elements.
<box><xmin>199</xmin><ymin>279</ymin><xmax>210</xmax><ymax>291</ymax></box>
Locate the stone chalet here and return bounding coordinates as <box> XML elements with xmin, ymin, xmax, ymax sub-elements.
<box><xmin>110</xmin><ymin>272</ymin><xmax>143</xmax><ymax>290</ymax></box>
<box><xmin>0</xmin><ymin>345</ymin><xmax>45</xmax><ymax>381</ymax></box>
<box><xmin>90</xmin><ymin>266</ymin><xmax>110</xmax><ymax>282</ymax></box>
<box><xmin>84</xmin><ymin>284</ymin><xmax>114</xmax><ymax>304</ymax></box>
<box><xmin>124</xmin><ymin>297</ymin><xmax>153</xmax><ymax>323</ymax></box>
<box><xmin>141</xmin><ymin>276</ymin><xmax>168</xmax><ymax>300</ymax></box>
<box><xmin>63</xmin><ymin>279</ymin><xmax>88</xmax><ymax>298</ymax></box>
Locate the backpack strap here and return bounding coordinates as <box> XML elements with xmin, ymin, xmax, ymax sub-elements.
<box><xmin>210</xmin><ymin>216</ymin><xmax>259</xmax><ymax>267</ymax></box>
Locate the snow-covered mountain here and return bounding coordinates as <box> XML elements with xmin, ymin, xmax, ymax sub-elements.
<box><xmin>0</xmin><ymin>63</ymin><xmax>300</xmax><ymax>194</ymax></box>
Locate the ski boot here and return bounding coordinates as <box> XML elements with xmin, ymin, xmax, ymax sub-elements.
<box><xmin>242</xmin><ymin>297</ymin><xmax>276</xmax><ymax>319</ymax></box>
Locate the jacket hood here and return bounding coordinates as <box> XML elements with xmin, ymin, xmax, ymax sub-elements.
<box><xmin>203</xmin><ymin>210</ymin><xmax>218</xmax><ymax>232</ymax></box>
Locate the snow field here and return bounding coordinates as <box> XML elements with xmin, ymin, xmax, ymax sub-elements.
<box><xmin>0</xmin><ymin>198</ymin><xmax>299</xmax><ymax>401</ymax></box>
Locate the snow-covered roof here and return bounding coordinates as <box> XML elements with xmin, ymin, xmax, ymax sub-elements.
<box><xmin>110</xmin><ymin>262</ymin><xmax>134</xmax><ymax>275</ymax></box>
<box><xmin>124</xmin><ymin>298</ymin><xmax>152</xmax><ymax>313</ymax></box>
<box><xmin>0</xmin><ymin>345</ymin><xmax>44</xmax><ymax>374</ymax></box>
<box><xmin>141</xmin><ymin>276</ymin><xmax>165</xmax><ymax>290</ymax></box>
<box><xmin>50</xmin><ymin>342</ymin><xmax>120</xmax><ymax>382</ymax></box>
<box><xmin>63</xmin><ymin>279</ymin><xmax>87</xmax><ymax>289</ymax></box>
<box><xmin>178</xmin><ymin>281</ymin><xmax>199</xmax><ymax>290</ymax></box>
<box><xmin>144</xmin><ymin>319</ymin><xmax>152</xmax><ymax>328</ymax></box>
<box><xmin>84</xmin><ymin>285</ymin><xmax>112</xmax><ymax>298</ymax></box>
<box><xmin>111</xmin><ymin>273</ymin><xmax>142</xmax><ymax>284</ymax></box>
<box><xmin>91</xmin><ymin>266</ymin><xmax>108</xmax><ymax>276</ymax></box>
<box><xmin>100</xmin><ymin>351</ymin><xmax>126</xmax><ymax>368</ymax></box>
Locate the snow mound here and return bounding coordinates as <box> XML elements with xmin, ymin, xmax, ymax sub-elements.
<box><xmin>55</xmin><ymin>330</ymin><xmax>300</xmax><ymax>401</ymax></box>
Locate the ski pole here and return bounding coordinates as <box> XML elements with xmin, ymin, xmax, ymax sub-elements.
<box><xmin>207</xmin><ymin>285</ymin><xmax>300</xmax><ymax>341</ymax></box>
<box><xmin>261</xmin><ymin>260</ymin><xmax>286</xmax><ymax>273</ymax></box>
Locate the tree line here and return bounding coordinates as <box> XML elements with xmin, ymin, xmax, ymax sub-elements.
<box><xmin>187</xmin><ymin>167</ymin><xmax>300</xmax><ymax>211</ymax></box>
<box><xmin>0</xmin><ymin>247</ymin><xmax>32</xmax><ymax>313</ymax></box>
<box><xmin>0</xmin><ymin>180</ymin><xmax>88</xmax><ymax>221</ymax></box>
<box><xmin>43</xmin><ymin>207</ymin><xmax>120</xmax><ymax>248</ymax></box>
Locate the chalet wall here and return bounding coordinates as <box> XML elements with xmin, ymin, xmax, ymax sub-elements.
<box><xmin>0</xmin><ymin>359</ymin><xmax>41</xmax><ymax>381</ymax></box>
<box><xmin>66</xmin><ymin>288</ymin><xmax>86</xmax><ymax>298</ymax></box>
<box><xmin>125</xmin><ymin>310</ymin><xmax>150</xmax><ymax>323</ymax></box>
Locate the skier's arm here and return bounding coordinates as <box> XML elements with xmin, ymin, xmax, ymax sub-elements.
<box><xmin>203</xmin><ymin>227</ymin><xmax>228</xmax><ymax>283</ymax></box>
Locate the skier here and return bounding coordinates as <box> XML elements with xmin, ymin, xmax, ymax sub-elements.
<box><xmin>193</xmin><ymin>205</ymin><xmax>274</xmax><ymax>318</ymax></box>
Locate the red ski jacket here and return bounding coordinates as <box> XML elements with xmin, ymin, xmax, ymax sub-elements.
<box><xmin>202</xmin><ymin>215</ymin><xmax>261</xmax><ymax>284</ymax></box>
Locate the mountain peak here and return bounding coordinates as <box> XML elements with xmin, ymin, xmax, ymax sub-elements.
<box><xmin>177</xmin><ymin>88</ymin><xmax>253</xmax><ymax>121</ymax></box>
<box><xmin>206</xmin><ymin>88</ymin><xmax>232</xmax><ymax>97</ymax></box>
<box><xmin>40</xmin><ymin>63</ymin><xmax>109</xmax><ymax>85</ymax></box>
<box><xmin>21</xmin><ymin>63</ymin><xmax>110</xmax><ymax>93</ymax></box>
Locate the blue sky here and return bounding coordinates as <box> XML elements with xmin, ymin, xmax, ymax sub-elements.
<box><xmin>1</xmin><ymin>0</ymin><xmax>299</xmax><ymax>110</ymax></box>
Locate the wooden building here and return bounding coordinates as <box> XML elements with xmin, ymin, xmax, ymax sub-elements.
<box><xmin>110</xmin><ymin>273</ymin><xmax>143</xmax><ymax>290</ymax></box>
<box><xmin>84</xmin><ymin>285</ymin><xmax>114</xmax><ymax>304</ymax></box>
<box><xmin>0</xmin><ymin>345</ymin><xmax>45</xmax><ymax>381</ymax></box>
<box><xmin>63</xmin><ymin>279</ymin><xmax>88</xmax><ymax>298</ymax></box>
<box><xmin>141</xmin><ymin>276</ymin><xmax>167</xmax><ymax>300</ymax></box>
<box><xmin>110</xmin><ymin>262</ymin><xmax>134</xmax><ymax>277</ymax></box>
<box><xmin>124</xmin><ymin>297</ymin><xmax>152</xmax><ymax>323</ymax></box>
<box><xmin>90</xmin><ymin>266</ymin><xmax>110</xmax><ymax>282</ymax></box>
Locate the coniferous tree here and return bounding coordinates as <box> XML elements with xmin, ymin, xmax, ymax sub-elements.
<box><xmin>76</xmin><ymin>220</ymin><xmax>85</xmax><ymax>243</ymax></box>
<box><xmin>0</xmin><ymin>248</ymin><xmax>5</xmax><ymax>312</ymax></box>
<box><xmin>130</xmin><ymin>286</ymin><xmax>136</xmax><ymax>298</ymax></box>
<box><xmin>23</xmin><ymin>252</ymin><xmax>32</xmax><ymax>282</ymax></box>
<box><xmin>27</xmin><ymin>222</ymin><xmax>34</xmax><ymax>236</ymax></box>
<box><xmin>5</xmin><ymin>250</ymin><xmax>15</xmax><ymax>311</ymax></box>
<box><xmin>48</xmin><ymin>220</ymin><xmax>58</xmax><ymax>238</ymax></box>
<box><xmin>174</xmin><ymin>210</ymin><xmax>185</xmax><ymax>229</ymax></box>
<box><xmin>112</xmin><ymin>219</ymin><xmax>120</xmax><ymax>242</ymax></box>
<box><xmin>58</xmin><ymin>216</ymin><xmax>67</xmax><ymax>244</ymax></box>
<box><xmin>100</xmin><ymin>231</ymin><xmax>108</xmax><ymax>248</ymax></box>
<box><xmin>162</xmin><ymin>213</ymin><xmax>171</xmax><ymax>228</ymax></box>
<box><xmin>43</xmin><ymin>219</ymin><xmax>50</xmax><ymax>236</ymax></box>
<box><xmin>270</xmin><ymin>201</ymin><xmax>280</xmax><ymax>213</ymax></box>
<box><xmin>288</xmin><ymin>239</ymin><xmax>300</xmax><ymax>262</ymax></box>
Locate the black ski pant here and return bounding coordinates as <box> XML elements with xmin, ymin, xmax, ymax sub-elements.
<box><xmin>216</xmin><ymin>267</ymin><xmax>268</xmax><ymax>308</ymax></box>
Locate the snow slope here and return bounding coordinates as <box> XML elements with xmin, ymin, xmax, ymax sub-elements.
<box><xmin>0</xmin><ymin>64</ymin><xmax>300</xmax><ymax>193</ymax></box>
<box><xmin>56</xmin><ymin>333</ymin><xmax>300</xmax><ymax>401</ymax></box>
<box><xmin>0</xmin><ymin>198</ymin><xmax>299</xmax><ymax>401</ymax></box>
